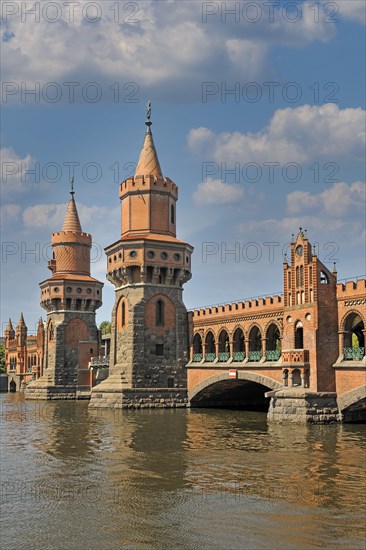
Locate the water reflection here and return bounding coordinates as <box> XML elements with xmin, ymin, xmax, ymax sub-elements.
<box><xmin>1</xmin><ymin>395</ymin><xmax>365</xmax><ymax>550</ymax></box>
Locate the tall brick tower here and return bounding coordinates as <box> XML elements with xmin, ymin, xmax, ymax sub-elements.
<box><xmin>26</xmin><ymin>182</ymin><xmax>103</xmax><ymax>400</ymax></box>
<box><xmin>267</xmin><ymin>228</ymin><xmax>340</xmax><ymax>422</ymax></box>
<box><xmin>90</xmin><ymin>105</ymin><xmax>193</xmax><ymax>409</ymax></box>
<box><xmin>282</xmin><ymin>228</ymin><xmax>338</xmax><ymax>392</ymax></box>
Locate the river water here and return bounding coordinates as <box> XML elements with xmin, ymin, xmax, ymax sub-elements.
<box><xmin>1</xmin><ymin>393</ymin><xmax>365</xmax><ymax>550</ymax></box>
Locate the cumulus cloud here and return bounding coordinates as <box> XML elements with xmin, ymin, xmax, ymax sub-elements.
<box><xmin>336</xmin><ymin>0</ymin><xmax>366</xmax><ymax>24</ymax></box>
<box><xmin>22</xmin><ymin>202</ymin><xmax>119</xmax><ymax>231</ymax></box>
<box><xmin>0</xmin><ymin>204</ymin><xmax>22</xmax><ymax>224</ymax></box>
<box><xmin>188</xmin><ymin>105</ymin><xmax>366</xmax><ymax>165</ymax></box>
<box><xmin>1</xmin><ymin>0</ymin><xmax>337</xmax><ymax>97</ymax></box>
<box><xmin>1</xmin><ymin>146</ymin><xmax>34</xmax><ymax>193</ymax></box>
<box><xmin>287</xmin><ymin>182</ymin><xmax>366</xmax><ymax>217</ymax></box>
<box><xmin>193</xmin><ymin>177</ymin><xmax>244</xmax><ymax>205</ymax></box>
<box><xmin>235</xmin><ymin>181</ymin><xmax>366</xmax><ymax>252</ymax></box>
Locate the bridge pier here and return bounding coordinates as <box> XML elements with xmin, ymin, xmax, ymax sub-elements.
<box><xmin>266</xmin><ymin>388</ymin><xmax>340</xmax><ymax>424</ymax></box>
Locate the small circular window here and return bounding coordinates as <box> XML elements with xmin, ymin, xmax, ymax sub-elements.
<box><xmin>173</xmin><ymin>253</ymin><xmax>181</xmax><ymax>261</ymax></box>
<box><xmin>161</xmin><ymin>252</ymin><xmax>168</xmax><ymax>260</ymax></box>
<box><xmin>147</xmin><ymin>250</ymin><xmax>155</xmax><ymax>259</ymax></box>
<box><xmin>130</xmin><ymin>250</ymin><xmax>137</xmax><ymax>258</ymax></box>
<box><xmin>54</xmin><ymin>287</ymin><xmax>59</xmax><ymax>293</ymax></box>
<box><xmin>66</xmin><ymin>287</ymin><xmax>72</xmax><ymax>293</ymax></box>
<box><xmin>76</xmin><ymin>288</ymin><xmax>82</xmax><ymax>294</ymax></box>
<box><xmin>86</xmin><ymin>288</ymin><xmax>92</xmax><ymax>294</ymax></box>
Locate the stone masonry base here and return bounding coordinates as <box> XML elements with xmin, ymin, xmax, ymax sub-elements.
<box><xmin>89</xmin><ymin>387</ymin><xmax>188</xmax><ymax>409</ymax></box>
<box><xmin>266</xmin><ymin>388</ymin><xmax>340</xmax><ymax>423</ymax></box>
<box><xmin>25</xmin><ymin>385</ymin><xmax>90</xmax><ymax>400</ymax></box>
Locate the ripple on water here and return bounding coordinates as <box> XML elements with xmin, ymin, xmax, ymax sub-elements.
<box><xmin>1</xmin><ymin>395</ymin><xmax>366</xmax><ymax>550</ymax></box>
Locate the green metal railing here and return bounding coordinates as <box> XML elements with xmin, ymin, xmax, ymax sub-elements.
<box><xmin>232</xmin><ymin>351</ymin><xmax>245</xmax><ymax>362</ymax></box>
<box><xmin>218</xmin><ymin>352</ymin><xmax>230</xmax><ymax>362</ymax></box>
<box><xmin>192</xmin><ymin>353</ymin><xmax>203</xmax><ymax>362</ymax></box>
<box><xmin>205</xmin><ymin>353</ymin><xmax>216</xmax><ymax>362</ymax></box>
<box><xmin>344</xmin><ymin>347</ymin><xmax>365</xmax><ymax>361</ymax></box>
<box><xmin>248</xmin><ymin>351</ymin><xmax>262</xmax><ymax>362</ymax></box>
<box><xmin>266</xmin><ymin>350</ymin><xmax>281</xmax><ymax>361</ymax></box>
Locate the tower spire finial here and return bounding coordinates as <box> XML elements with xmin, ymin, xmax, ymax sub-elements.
<box><xmin>70</xmin><ymin>176</ymin><xmax>75</xmax><ymax>196</ymax></box>
<box><xmin>145</xmin><ymin>100</ymin><xmax>152</xmax><ymax>132</ymax></box>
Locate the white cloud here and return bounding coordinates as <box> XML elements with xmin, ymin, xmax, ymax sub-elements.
<box><xmin>336</xmin><ymin>0</ymin><xmax>366</xmax><ymax>24</ymax></box>
<box><xmin>1</xmin><ymin>146</ymin><xmax>34</xmax><ymax>195</ymax></box>
<box><xmin>193</xmin><ymin>177</ymin><xmax>244</xmax><ymax>205</ymax></box>
<box><xmin>287</xmin><ymin>182</ymin><xmax>366</xmax><ymax>217</ymax></box>
<box><xmin>235</xmin><ymin>181</ymin><xmax>366</xmax><ymax>250</ymax></box>
<box><xmin>225</xmin><ymin>39</ymin><xmax>268</xmax><ymax>78</ymax></box>
<box><xmin>0</xmin><ymin>204</ymin><xmax>22</xmax><ymax>224</ymax></box>
<box><xmin>187</xmin><ymin>105</ymin><xmax>366</xmax><ymax>165</ymax></box>
<box><xmin>22</xmin><ymin>202</ymin><xmax>119</xmax><ymax>231</ymax></box>
<box><xmin>1</xmin><ymin>1</ymin><xmax>337</xmax><ymax>95</ymax></box>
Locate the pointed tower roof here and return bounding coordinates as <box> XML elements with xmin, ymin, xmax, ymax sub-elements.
<box><xmin>18</xmin><ymin>312</ymin><xmax>25</xmax><ymax>326</ymax></box>
<box><xmin>135</xmin><ymin>101</ymin><xmax>163</xmax><ymax>178</ymax></box>
<box><xmin>6</xmin><ymin>318</ymin><xmax>14</xmax><ymax>332</ymax></box>
<box><xmin>61</xmin><ymin>178</ymin><xmax>82</xmax><ymax>232</ymax></box>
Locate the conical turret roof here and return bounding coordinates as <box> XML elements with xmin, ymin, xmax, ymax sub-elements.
<box><xmin>6</xmin><ymin>318</ymin><xmax>14</xmax><ymax>332</ymax></box>
<box><xmin>135</xmin><ymin>128</ymin><xmax>163</xmax><ymax>178</ymax></box>
<box><xmin>62</xmin><ymin>194</ymin><xmax>82</xmax><ymax>232</ymax></box>
<box><xmin>135</xmin><ymin>103</ymin><xmax>163</xmax><ymax>178</ymax></box>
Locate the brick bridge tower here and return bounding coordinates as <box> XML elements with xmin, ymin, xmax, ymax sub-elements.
<box><xmin>90</xmin><ymin>105</ymin><xmax>193</xmax><ymax>408</ymax></box>
<box><xmin>26</xmin><ymin>181</ymin><xmax>103</xmax><ymax>400</ymax></box>
<box><xmin>267</xmin><ymin>228</ymin><xmax>340</xmax><ymax>422</ymax></box>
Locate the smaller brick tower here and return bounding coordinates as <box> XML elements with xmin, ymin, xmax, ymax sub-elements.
<box><xmin>90</xmin><ymin>104</ymin><xmax>193</xmax><ymax>409</ymax></box>
<box><xmin>26</xmin><ymin>181</ymin><xmax>103</xmax><ymax>400</ymax></box>
<box><xmin>267</xmin><ymin>228</ymin><xmax>340</xmax><ymax>422</ymax></box>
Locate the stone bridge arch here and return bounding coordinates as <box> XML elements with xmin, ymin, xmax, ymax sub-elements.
<box><xmin>337</xmin><ymin>385</ymin><xmax>366</xmax><ymax>412</ymax></box>
<box><xmin>189</xmin><ymin>371</ymin><xmax>282</xmax><ymax>408</ymax></box>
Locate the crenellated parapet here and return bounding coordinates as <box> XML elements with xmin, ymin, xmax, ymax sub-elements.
<box><xmin>120</xmin><ymin>175</ymin><xmax>178</xmax><ymax>200</ymax></box>
<box><xmin>192</xmin><ymin>294</ymin><xmax>284</xmax><ymax>320</ymax></box>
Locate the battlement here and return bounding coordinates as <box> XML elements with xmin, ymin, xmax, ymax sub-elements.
<box><xmin>52</xmin><ymin>231</ymin><xmax>92</xmax><ymax>246</ymax></box>
<box><xmin>336</xmin><ymin>278</ymin><xmax>366</xmax><ymax>298</ymax></box>
<box><xmin>192</xmin><ymin>294</ymin><xmax>283</xmax><ymax>319</ymax></box>
<box><xmin>119</xmin><ymin>175</ymin><xmax>178</xmax><ymax>198</ymax></box>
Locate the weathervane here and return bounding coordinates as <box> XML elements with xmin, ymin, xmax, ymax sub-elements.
<box><xmin>70</xmin><ymin>176</ymin><xmax>75</xmax><ymax>195</ymax></box>
<box><xmin>145</xmin><ymin>100</ymin><xmax>152</xmax><ymax>130</ymax></box>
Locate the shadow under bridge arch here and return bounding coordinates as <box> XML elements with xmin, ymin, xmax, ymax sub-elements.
<box><xmin>189</xmin><ymin>372</ymin><xmax>282</xmax><ymax>411</ymax></box>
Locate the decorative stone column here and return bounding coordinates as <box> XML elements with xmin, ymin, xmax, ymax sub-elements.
<box><xmin>229</xmin><ymin>340</ymin><xmax>233</xmax><ymax>359</ymax></box>
<box><xmin>261</xmin><ymin>337</ymin><xmax>266</xmax><ymax>360</ymax></box>
<box><xmin>338</xmin><ymin>330</ymin><xmax>345</xmax><ymax>362</ymax></box>
<box><xmin>214</xmin><ymin>342</ymin><xmax>219</xmax><ymax>360</ymax></box>
<box><xmin>244</xmin><ymin>338</ymin><xmax>250</xmax><ymax>359</ymax></box>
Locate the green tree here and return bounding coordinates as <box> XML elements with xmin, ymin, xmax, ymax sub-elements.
<box><xmin>99</xmin><ymin>321</ymin><xmax>111</xmax><ymax>335</ymax></box>
<box><xmin>0</xmin><ymin>344</ymin><xmax>6</xmax><ymax>373</ymax></box>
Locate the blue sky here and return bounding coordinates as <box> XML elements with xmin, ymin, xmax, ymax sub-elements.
<box><xmin>1</xmin><ymin>0</ymin><xmax>365</xmax><ymax>335</ymax></box>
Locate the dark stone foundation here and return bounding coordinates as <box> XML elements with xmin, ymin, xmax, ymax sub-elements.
<box><xmin>89</xmin><ymin>387</ymin><xmax>188</xmax><ymax>409</ymax></box>
<box><xmin>266</xmin><ymin>388</ymin><xmax>340</xmax><ymax>423</ymax></box>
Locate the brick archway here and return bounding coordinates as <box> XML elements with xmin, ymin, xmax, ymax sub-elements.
<box><xmin>188</xmin><ymin>371</ymin><xmax>282</xmax><ymax>403</ymax></box>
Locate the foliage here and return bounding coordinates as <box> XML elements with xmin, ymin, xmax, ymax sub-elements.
<box><xmin>0</xmin><ymin>344</ymin><xmax>6</xmax><ymax>372</ymax></box>
<box><xmin>99</xmin><ymin>321</ymin><xmax>111</xmax><ymax>335</ymax></box>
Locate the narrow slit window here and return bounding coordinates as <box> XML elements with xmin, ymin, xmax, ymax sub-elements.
<box><xmin>156</xmin><ymin>299</ymin><xmax>165</xmax><ymax>326</ymax></box>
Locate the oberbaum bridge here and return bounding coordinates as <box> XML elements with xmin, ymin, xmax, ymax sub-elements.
<box><xmin>4</xmin><ymin>107</ymin><xmax>366</xmax><ymax>423</ymax></box>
